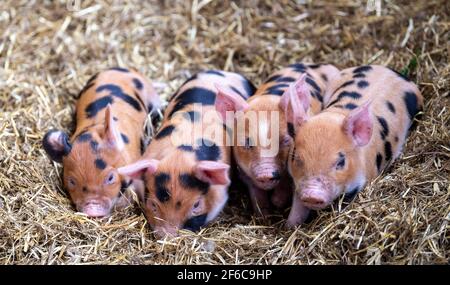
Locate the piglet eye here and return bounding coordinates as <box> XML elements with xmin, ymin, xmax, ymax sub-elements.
<box><xmin>67</xmin><ymin>177</ymin><xmax>76</xmax><ymax>188</ymax></box>
<box><xmin>280</xmin><ymin>135</ymin><xmax>292</xmax><ymax>147</ymax></box>
<box><xmin>336</xmin><ymin>153</ymin><xmax>346</xmax><ymax>170</ymax></box>
<box><xmin>104</xmin><ymin>172</ymin><xmax>116</xmax><ymax>185</ymax></box>
<box><xmin>191</xmin><ymin>199</ymin><xmax>202</xmax><ymax>215</ymax></box>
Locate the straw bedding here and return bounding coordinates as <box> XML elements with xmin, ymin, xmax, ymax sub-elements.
<box><xmin>0</xmin><ymin>0</ymin><xmax>448</xmax><ymax>264</ymax></box>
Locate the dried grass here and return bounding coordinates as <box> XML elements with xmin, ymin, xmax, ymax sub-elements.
<box><xmin>0</xmin><ymin>0</ymin><xmax>449</xmax><ymax>264</ymax></box>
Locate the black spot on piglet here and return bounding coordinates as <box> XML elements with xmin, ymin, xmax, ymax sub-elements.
<box><xmin>386</xmin><ymin>101</ymin><xmax>396</xmax><ymax>114</ymax></box>
<box><xmin>205</xmin><ymin>70</ymin><xmax>225</xmax><ymax>77</ymax></box>
<box><xmin>353</xmin><ymin>66</ymin><xmax>373</xmax><ymax>74</ymax></box>
<box><xmin>289</xmin><ymin>63</ymin><xmax>306</xmax><ymax>73</ymax></box>
<box><xmin>183</xmin><ymin>111</ymin><xmax>201</xmax><ymax>122</ymax></box>
<box><xmin>76</xmin><ymin>132</ymin><xmax>92</xmax><ymax>142</ymax></box>
<box><xmin>403</xmin><ymin>91</ymin><xmax>420</xmax><ymax>120</ymax></box>
<box><xmin>353</xmin><ymin>73</ymin><xmax>366</xmax><ymax>78</ymax></box>
<box><xmin>275</xmin><ymin>76</ymin><xmax>296</xmax><ymax>83</ymax></box>
<box><xmin>344</xmin><ymin>103</ymin><xmax>358</xmax><ymax>110</ymax></box>
<box><xmin>179</xmin><ymin>174</ymin><xmax>209</xmax><ymax>194</ymax></box>
<box><xmin>384</xmin><ymin>141</ymin><xmax>393</xmax><ymax>163</ymax></box>
<box><xmin>96</xmin><ymin>84</ymin><xmax>143</xmax><ymax>112</ymax></box>
<box><xmin>377</xmin><ymin>116</ymin><xmax>389</xmax><ymax>140</ymax></box>
<box><xmin>156</xmin><ymin>187</ymin><xmax>170</xmax><ymax>203</ymax></box>
<box><xmin>376</xmin><ymin>153</ymin><xmax>383</xmax><ymax>173</ymax></box>
<box><xmin>195</xmin><ymin>139</ymin><xmax>221</xmax><ymax>161</ymax></box>
<box><xmin>155</xmin><ymin>173</ymin><xmax>171</xmax><ymax>203</ymax></box>
<box><xmin>155</xmin><ymin>125</ymin><xmax>176</xmax><ymax>140</ymax></box>
<box><xmin>178</xmin><ymin>145</ymin><xmax>194</xmax><ymax>152</ymax></box>
<box><xmin>357</xmin><ymin>80</ymin><xmax>369</xmax><ymax>89</ymax></box>
<box><xmin>132</xmin><ymin>78</ymin><xmax>143</xmax><ymax>90</ymax></box>
<box><xmin>95</xmin><ymin>158</ymin><xmax>107</xmax><ymax>170</ymax></box>
<box><xmin>168</xmin><ymin>88</ymin><xmax>216</xmax><ymax>118</ymax></box>
<box><xmin>121</xmin><ymin>133</ymin><xmax>129</xmax><ymax>144</ymax></box>
<box><xmin>110</xmin><ymin>67</ymin><xmax>129</xmax><ymax>73</ymax></box>
<box><xmin>85</xmin><ymin>96</ymin><xmax>114</xmax><ymax>118</ymax></box>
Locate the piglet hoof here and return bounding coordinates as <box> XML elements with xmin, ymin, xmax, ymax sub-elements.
<box><xmin>285</xmin><ymin>218</ymin><xmax>301</xmax><ymax>230</ymax></box>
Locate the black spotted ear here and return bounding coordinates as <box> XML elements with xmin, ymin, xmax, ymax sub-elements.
<box><xmin>42</xmin><ymin>130</ymin><xmax>72</xmax><ymax>163</ymax></box>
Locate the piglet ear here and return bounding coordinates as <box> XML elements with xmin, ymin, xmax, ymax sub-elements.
<box><xmin>280</xmin><ymin>74</ymin><xmax>310</xmax><ymax>127</ymax></box>
<box><xmin>117</xmin><ymin>159</ymin><xmax>159</xmax><ymax>179</ymax></box>
<box><xmin>214</xmin><ymin>84</ymin><xmax>249</xmax><ymax>122</ymax></box>
<box><xmin>194</xmin><ymin>161</ymin><xmax>230</xmax><ymax>186</ymax></box>
<box><xmin>42</xmin><ymin>130</ymin><xmax>72</xmax><ymax>163</ymax></box>
<box><xmin>104</xmin><ymin>104</ymin><xmax>125</xmax><ymax>150</ymax></box>
<box><xmin>343</xmin><ymin>100</ymin><xmax>373</xmax><ymax>147</ymax></box>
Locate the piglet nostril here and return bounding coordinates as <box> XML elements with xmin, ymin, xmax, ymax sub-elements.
<box><xmin>271</xmin><ymin>171</ymin><xmax>281</xmax><ymax>181</ymax></box>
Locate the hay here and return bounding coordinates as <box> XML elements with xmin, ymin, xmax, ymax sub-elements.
<box><xmin>0</xmin><ymin>0</ymin><xmax>448</xmax><ymax>265</ymax></box>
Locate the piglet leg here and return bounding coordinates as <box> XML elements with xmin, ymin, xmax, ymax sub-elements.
<box><xmin>286</xmin><ymin>195</ymin><xmax>310</xmax><ymax>228</ymax></box>
<box><xmin>248</xmin><ymin>184</ymin><xmax>271</xmax><ymax>218</ymax></box>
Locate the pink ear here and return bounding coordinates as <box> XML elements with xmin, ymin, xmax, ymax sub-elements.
<box><xmin>117</xmin><ymin>159</ymin><xmax>159</xmax><ymax>179</ymax></box>
<box><xmin>214</xmin><ymin>84</ymin><xmax>249</xmax><ymax>122</ymax></box>
<box><xmin>104</xmin><ymin>105</ymin><xmax>125</xmax><ymax>150</ymax></box>
<box><xmin>280</xmin><ymin>74</ymin><xmax>310</xmax><ymax>127</ymax></box>
<box><xmin>343</xmin><ymin>101</ymin><xmax>373</xmax><ymax>147</ymax></box>
<box><xmin>194</xmin><ymin>161</ymin><xmax>230</xmax><ymax>185</ymax></box>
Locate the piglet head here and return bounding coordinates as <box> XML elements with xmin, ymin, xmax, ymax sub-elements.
<box><xmin>286</xmin><ymin>95</ymin><xmax>373</xmax><ymax>209</ymax></box>
<box><xmin>216</xmin><ymin>83</ymin><xmax>286</xmax><ymax>189</ymax></box>
<box><xmin>43</xmin><ymin>105</ymin><xmax>131</xmax><ymax>217</ymax></box>
<box><xmin>222</xmin><ymin>87</ymin><xmax>293</xmax><ymax>190</ymax></box>
<box><xmin>119</xmin><ymin>154</ymin><xmax>230</xmax><ymax>238</ymax></box>
<box><xmin>232</xmin><ymin>106</ymin><xmax>290</xmax><ymax>190</ymax></box>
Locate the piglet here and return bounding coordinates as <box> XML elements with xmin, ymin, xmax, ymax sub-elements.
<box><xmin>43</xmin><ymin>67</ymin><xmax>161</xmax><ymax>217</ymax></box>
<box><xmin>283</xmin><ymin>65</ymin><xmax>423</xmax><ymax>227</ymax></box>
<box><xmin>118</xmin><ymin>70</ymin><xmax>255</xmax><ymax>237</ymax></box>
<box><xmin>232</xmin><ymin>63</ymin><xmax>340</xmax><ymax>216</ymax></box>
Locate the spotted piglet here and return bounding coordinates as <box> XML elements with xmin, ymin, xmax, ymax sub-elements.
<box><xmin>43</xmin><ymin>67</ymin><xmax>161</xmax><ymax>217</ymax></box>
<box><xmin>283</xmin><ymin>65</ymin><xmax>423</xmax><ymax>227</ymax></box>
<box><xmin>118</xmin><ymin>70</ymin><xmax>255</xmax><ymax>237</ymax></box>
<box><xmin>232</xmin><ymin>63</ymin><xmax>340</xmax><ymax>216</ymax></box>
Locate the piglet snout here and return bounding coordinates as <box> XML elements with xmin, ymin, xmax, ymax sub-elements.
<box><xmin>252</xmin><ymin>161</ymin><xmax>281</xmax><ymax>189</ymax></box>
<box><xmin>81</xmin><ymin>201</ymin><xmax>110</xmax><ymax>217</ymax></box>
<box><xmin>299</xmin><ymin>179</ymin><xmax>331</xmax><ymax>209</ymax></box>
<box><xmin>154</xmin><ymin>226</ymin><xmax>178</xmax><ymax>239</ymax></box>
